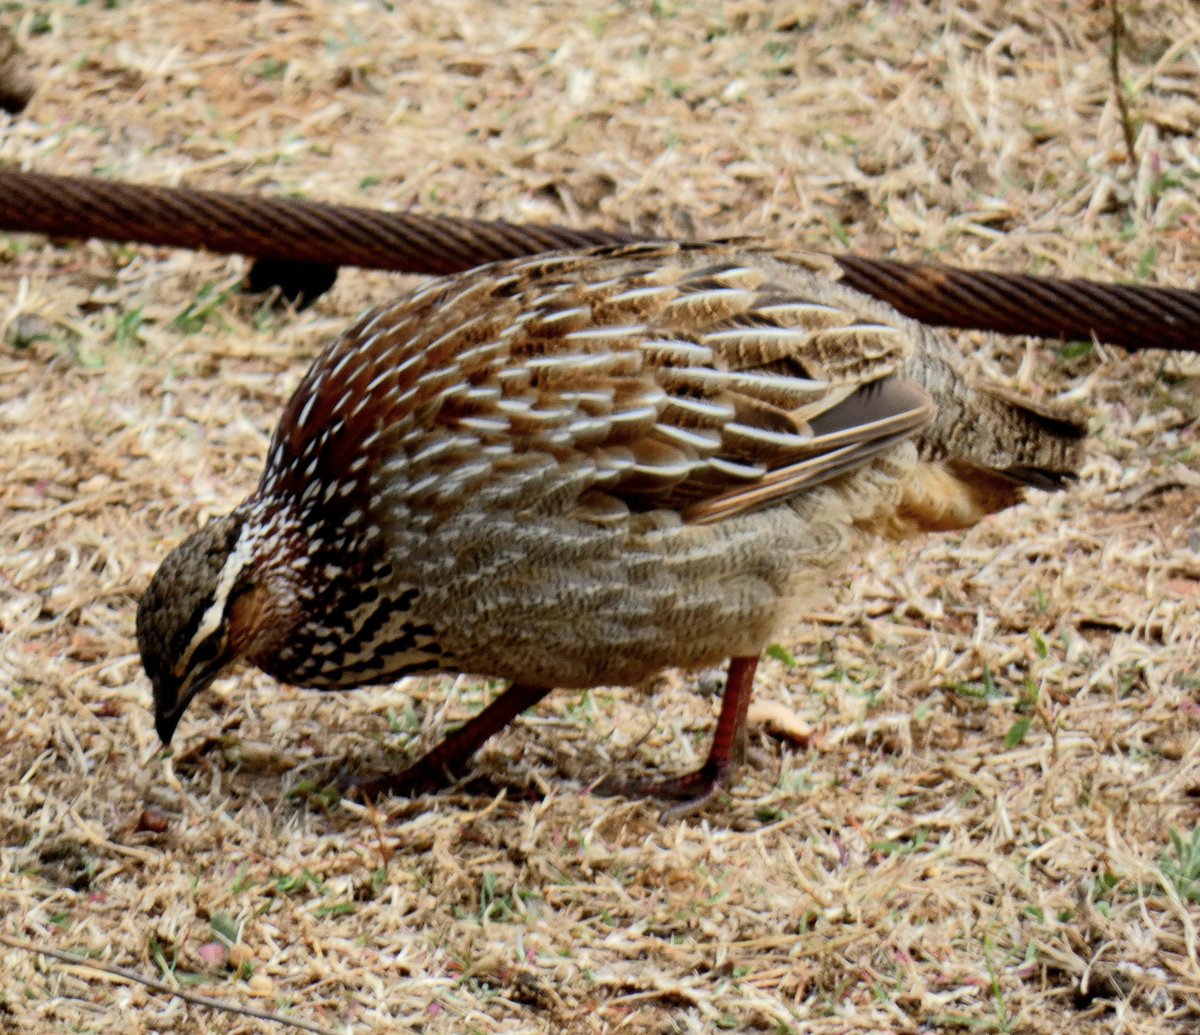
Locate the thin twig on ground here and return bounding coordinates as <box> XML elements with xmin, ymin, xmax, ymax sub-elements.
<box><xmin>1110</xmin><ymin>0</ymin><xmax>1139</xmax><ymax>167</ymax></box>
<box><xmin>0</xmin><ymin>933</ymin><xmax>341</xmax><ymax>1035</ymax></box>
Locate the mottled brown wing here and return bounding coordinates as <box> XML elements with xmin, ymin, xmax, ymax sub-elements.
<box><xmin>679</xmin><ymin>377</ymin><xmax>934</xmax><ymax>525</ymax></box>
<box><xmin>260</xmin><ymin>241</ymin><xmax>935</xmax><ymax>528</ymax></box>
<box><xmin>444</xmin><ymin>242</ymin><xmax>935</xmax><ymax>523</ymax></box>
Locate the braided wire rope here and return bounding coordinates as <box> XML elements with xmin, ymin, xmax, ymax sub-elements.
<box><xmin>1</xmin><ymin>169</ymin><xmax>1196</xmax><ymax>353</ymax></box>
<box><xmin>0</xmin><ymin>169</ymin><xmax>627</xmax><ymax>274</ymax></box>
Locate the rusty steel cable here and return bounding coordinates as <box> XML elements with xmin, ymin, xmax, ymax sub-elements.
<box><xmin>834</xmin><ymin>254</ymin><xmax>1200</xmax><ymax>356</ymax></box>
<box><xmin>0</xmin><ymin>169</ymin><xmax>630</xmax><ymax>275</ymax></box>
<box><xmin>1</xmin><ymin>168</ymin><xmax>1197</xmax><ymax>353</ymax></box>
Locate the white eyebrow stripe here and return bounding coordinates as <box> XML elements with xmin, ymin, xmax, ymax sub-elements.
<box><xmin>173</xmin><ymin>530</ymin><xmax>255</xmax><ymax>680</ymax></box>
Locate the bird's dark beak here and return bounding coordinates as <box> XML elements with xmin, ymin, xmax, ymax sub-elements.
<box><xmin>155</xmin><ymin>696</ymin><xmax>184</xmax><ymax>747</ymax></box>
<box><xmin>152</xmin><ymin>662</ymin><xmax>223</xmax><ymax>748</ymax></box>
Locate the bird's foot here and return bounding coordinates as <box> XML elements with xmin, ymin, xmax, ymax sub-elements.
<box><xmin>348</xmin><ymin>755</ymin><xmax>458</xmax><ymax>802</ymax></box>
<box><xmin>348</xmin><ymin>755</ymin><xmax>546</xmax><ymax>804</ymax></box>
<box><xmin>350</xmin><ymin>681</ymin><xmax>555</xmax><ymax>804</ymax></box>
<box><xmin>593</xmin><ymin>759</ymin><xmax>738</xmax><ymax>821</ymax></box>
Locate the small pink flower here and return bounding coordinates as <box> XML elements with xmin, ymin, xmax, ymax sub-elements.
<box><xmin>198</xmin><ymin>942</ymin><xmax>228</xmax><ymax>968</ymax></box>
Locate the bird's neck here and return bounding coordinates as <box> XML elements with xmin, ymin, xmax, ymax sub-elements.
<box><xmin>228</xmin><ymin>500</ymin><xmax>314</xmax><ymax>671</ymax></box>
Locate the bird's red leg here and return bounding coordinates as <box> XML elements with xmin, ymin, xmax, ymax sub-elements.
<box><xmin>354</xmin><ymin>682</ymin><xmax>553</xmax><ymax>799</ymax></box>
<box><xmin>595</xmin><ymin>655</ymin><xmax>759</xmax><ymax>817</ymax></box>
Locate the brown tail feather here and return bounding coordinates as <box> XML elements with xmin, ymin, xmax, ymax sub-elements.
<box><xmin>889</xmin><ymin>341</ymin><xmax>1088</xmax><ymax>537</ymax></box>
<box><xmin>962</xmin><ymin>383</ymin><xmax>1087</xmax><ymax>488</ymax></box>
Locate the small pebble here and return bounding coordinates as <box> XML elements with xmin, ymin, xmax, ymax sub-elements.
<box><xmin>248</xmin><ymin>973</ymin><xmax>275</xmax><ymax>995</ymax></box>
<box><xmin>136</xmin><ymin>807</ymin><xmax>169</xmax><ymax>834</ymax></box>
<box><xmin>0</xmin><ymin>25</ymin><xmax>35</xmax><ymax>114</ymax></box>
<box><xmin>228</xmin><ymin>944</ymin><xmax>254</xmax><ymax>969</ymax></box>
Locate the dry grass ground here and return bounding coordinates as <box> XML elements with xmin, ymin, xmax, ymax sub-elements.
<box><xmin>1</xmin><ymin>1</ymin><xmax>1199</xmax><ymax>1032</ymax></box>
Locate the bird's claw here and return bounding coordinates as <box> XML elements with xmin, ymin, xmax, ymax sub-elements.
<box><xmin>592</xmin><ymin>761</ymin><xmax>736</xmax><ymax>820</ymax></box>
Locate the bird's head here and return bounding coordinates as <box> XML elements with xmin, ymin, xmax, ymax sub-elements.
<box><xmin>137</xmin><ymin>511</ymin><xmax>265</xmax><ymax>747</ymax></box>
